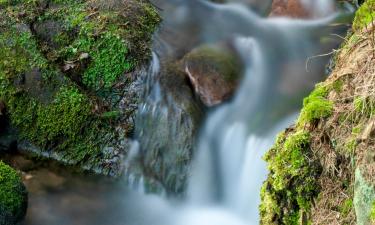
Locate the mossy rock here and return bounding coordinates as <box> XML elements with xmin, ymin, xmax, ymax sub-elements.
<box><xmin>0</xmin><ymin>161</ymin><xmax>27</xmax><ymax>225</ymax></box>
<box><xmin>260</xmin><ymin>129</ymin><xmax>321</xmax><ymax>224</ymax></box>
<box><xmin>182</xmin><ymin>44</ymin><xmax>242</xmax><ymax>106</ymax></box>
<box><xmin>0</xmin><ymin>0</ymin><xmax>160</xmax><ymax>175</ymax></box>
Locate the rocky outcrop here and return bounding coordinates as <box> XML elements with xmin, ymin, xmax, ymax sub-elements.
<box><xmin>0</xmin><ymin>161</ymin><xmax>28</xmax><ymax>225</ymax></box>
<box><xmin>0</xmin><ymin>0</ymin><xmax>160</xmax><ymax>176</ymax></box>
<box><xmin>260</xmin><ymin>1</ymin><xmax>375</xmax><ymax>224</ymax></box>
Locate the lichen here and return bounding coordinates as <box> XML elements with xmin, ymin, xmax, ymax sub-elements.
<box><xmin>354</xmin><ymin>168</ymin><xmax>375</xmax><ymax>225</ymax></box>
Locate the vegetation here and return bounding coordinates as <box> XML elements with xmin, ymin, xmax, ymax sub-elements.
<box><xmin>260</xmin><ymin>130</ymin><xmax>321</xmax><ymax>224</ymax></box>
<box><xmin>0</xmin><ymin>161</ymin><xmax>27</xmax><ymax>224</ymax></box>
<box><xmin>353</xmin><ymin>0</ymin><xmax>375</xmax><ymax>30</ymax></box>
<box><xmin>297</xmin><ymin>84</ymin><xmax>333</xmax><ymax>126</ymax></box>
<box><xmin>260</xmin><ymin>1</ymin><xmax>375</xmax><ymax>223</ymax></box>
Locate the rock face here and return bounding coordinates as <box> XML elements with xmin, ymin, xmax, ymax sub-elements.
<box><xmin>0</xmin><ymin>161</ymin><xmax>28</xmax><ymax>225</ymax></box>
<box><xmin>182</xmin><ymin>45</ymin><xmax>242</xmax><ymax>107</ymax></box>
<box><xmin>260</xmin><ymin>1</ymin><xmax>375</xmax><ymax>224</ymax></box>
<box><xmin>0</xmin><ymin>0</ymin><xmax>160</xmax><ymax>177</ymax></box>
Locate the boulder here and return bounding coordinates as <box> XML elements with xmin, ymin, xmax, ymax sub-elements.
<box><xmin>0</xmin><ymin>161</ymin><xmax>28</xmax><ymax>225</ymax></box>
<box><xmin>136</xmin><ymin>61</ymin><xmax>204</xmax><ymax>193</ymax></box>
<box><xmin>0</xmin><ymin>0</ymin><xmax>160</xmax><ymax>178</ymax></box>
<box><xmin>269</xmin><ymin>0</ymin><xmax>310</xmax><ymax>18</ymax></box>
<box><xmin>182</xmin><ymin>45</ymin><xmax>242</xmax><ymax>107</ymax></box>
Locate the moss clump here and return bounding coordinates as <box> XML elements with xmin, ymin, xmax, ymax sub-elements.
<box><xmin>0</xmin><ymin>161</ymin><xmax>27</xmax><ymax>224</ymax></box>
<box><xmin>340</xmin><ymin>199</ymin><xmax>354</xmax><ymax>218</ymax></box>
<box><xmin>14</xmin><ymin>86</ymin><xmax>92</xmax><ymax>147</ymax></box>
<box><xmin>353</xmin><ymin>0</ymin><xmax>375</xmax><ymax>31</ymax></box>
<box><xmin>260</xmin><ymin>130</ymin><xmax>321</xmax><ymax>224</ymax></box>
<box><xmin>298</xmin><ymin>84</ymin><xmax>333</xmax><ymax>126</ymax></box>
<box><xmin>0</xmin><ymin>14</ymin><xmax>104</xmax><ymax>163</ymax></box>
<box><xmin>371</xmin><ymin>201</ymin><xmax>375</xmax><ymax>221</ymax></box>
<box><xmin>75</xmin><ymin>32</ymin><xmax>133</xmax><ymax>91</ymax></box>
<box><xmin>48</xmin><ymin>0</ymin><xmax>160</xmax><ymax>92</ymax></box>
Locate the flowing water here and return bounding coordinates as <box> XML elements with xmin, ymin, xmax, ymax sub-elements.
<box><xmin>19</xmin><ymin>0</ymin><xmax>354</xmax><ymax>224</ymax></box>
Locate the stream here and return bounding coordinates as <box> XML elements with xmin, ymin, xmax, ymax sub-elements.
<box><xmin>4</xmin><ymin>0</ymin><xmax>354</xmax><ymax>224</ymax></box>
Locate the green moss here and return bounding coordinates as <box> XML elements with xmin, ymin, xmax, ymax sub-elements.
<box><xmin>298</xmin><ymin>84</ymin><xmax>334</xmax><ymax>126</ymax></box>
<box><xmin>352</xmin><ymin>124</ymin><xmax>363</xmax><ymax>135</ymax></box>
<box><xmin>260</xmin><ymin>130</ymin><xmax>321</xmax><ymax>224</ymax></box>
<box><xmin>353</xmin><ymin>0</ymin><xmax>375</xmax><ymax>31</ymax></box>
<box><xmin>46</xmin><ymin>0</ymin><xmax>160</xmax><ymax>92</ymax></box>
<box><xmin>333</xmin><ymin>79</ymin><xmax>344</xmax><ymax>93</ymax></box>
<box><xmin>79</xmin><ymin>32</ymin><xmax>133</xmax><ymax>90</ymax></box>
<box><xmin>0</xmin><ymin>0</ymin><xmax>159</xmax><ymax>169</ymax></box>
<box><xmin>184</xmin><ymin>45</ymin><xmax>242</xmax><ymax>82</ymax></box>
<box><xmin>0</xmin><ymin>17</ymin><xmax>104</xmax><ymax>163</ymax></box>
<box><xmin>371</xmin><ymin>201</ymin><xmax>375</xmax><ymax>221</ymax></box>
<box><xmin>0</xmin><ymin>161</ymin><xmax>27</xmax><ymax>222</ymax></box>
<box><xmin>0</xmin><ymin>29</ymin><xmax>47</xmax><ymax>76</ymax></box>
<box><xmin>340</xmin><ymin>199</ymin><xmax>354</xmax><ymax>218</ymax></box>
<box><xmin>345</xmin><ymin>138</ymin><xmax>357</xmax><ymax>154</ymax></box>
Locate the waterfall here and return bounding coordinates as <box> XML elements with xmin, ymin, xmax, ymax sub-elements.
<box><xmin>132</xmin><ymin>0</ymin><xmax>352</xmax><ymax>224</ymax></box>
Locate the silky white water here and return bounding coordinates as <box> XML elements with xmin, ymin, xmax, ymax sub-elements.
<box><xmin>18</xmin><ymin>1</ymin><xmax>354</xmax><ymax>225</ymax></box>
<box><xmin>133</xmin><ymin>0</ymin><xmax>352</xmax><ymax>224</ymax></box>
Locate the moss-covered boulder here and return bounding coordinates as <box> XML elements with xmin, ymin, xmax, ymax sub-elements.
<box><xmin>0</xmin><ymin>161</ymin><xmax>27</xmax><ymax>225</ymax></box>
<box><xmin>182</xmin><ymin>44</ymin><xmax>242</xmax><ymax>107</ymax></box>
<box><xmin>260</xmin><ymin>1</ymin><xmax>375</xmax><ymax>224</ymax></box>
<box><xmin>0</xmin><ymin>0</ymin><xmax>160</xmax><ymax>176</ymax></box>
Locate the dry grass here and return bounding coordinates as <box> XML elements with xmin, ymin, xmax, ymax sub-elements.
<box><xmin>307</xmin><ymin>24</ymin><xmax>375</xmax><ymax>224</ymax></box>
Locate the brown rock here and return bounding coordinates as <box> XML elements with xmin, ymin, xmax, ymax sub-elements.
<box><xmin>182</xmin><ymin>44</ymin><xmax>242</xmax><ymax>107</ymax></box>
<box><xmin>269</xmin><ymin>0</ymin><xmax>310</xmax><ymax>18</ymax></box>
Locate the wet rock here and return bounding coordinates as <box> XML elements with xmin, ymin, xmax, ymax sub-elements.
<box><xmin>137</xmin><ymin>62</ymin><xmax>204</xmax><ymax>194</ymax></box>
<box><xmin>182</xmin><ymin>44</ymin><xmax>242</xmax><ymax>107</ymax></box>
<box><xmin>269</xmin><ymin>0</ymin><xmax>310</xmax><ymax>18</ymax></box>
<box><xmin>0</xmin><ymin>102</ymin><xmax>17</xmax><ymax>153</ymax></box>
<box><xmin>0</xmin><ymin>132</ymin><xmax>17</xmax><ymax>153</ymax></box>
<box><xmin>0</xmin><ymin>0</ymin><xmax>160</xmax><ymax>181</ymax></box>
